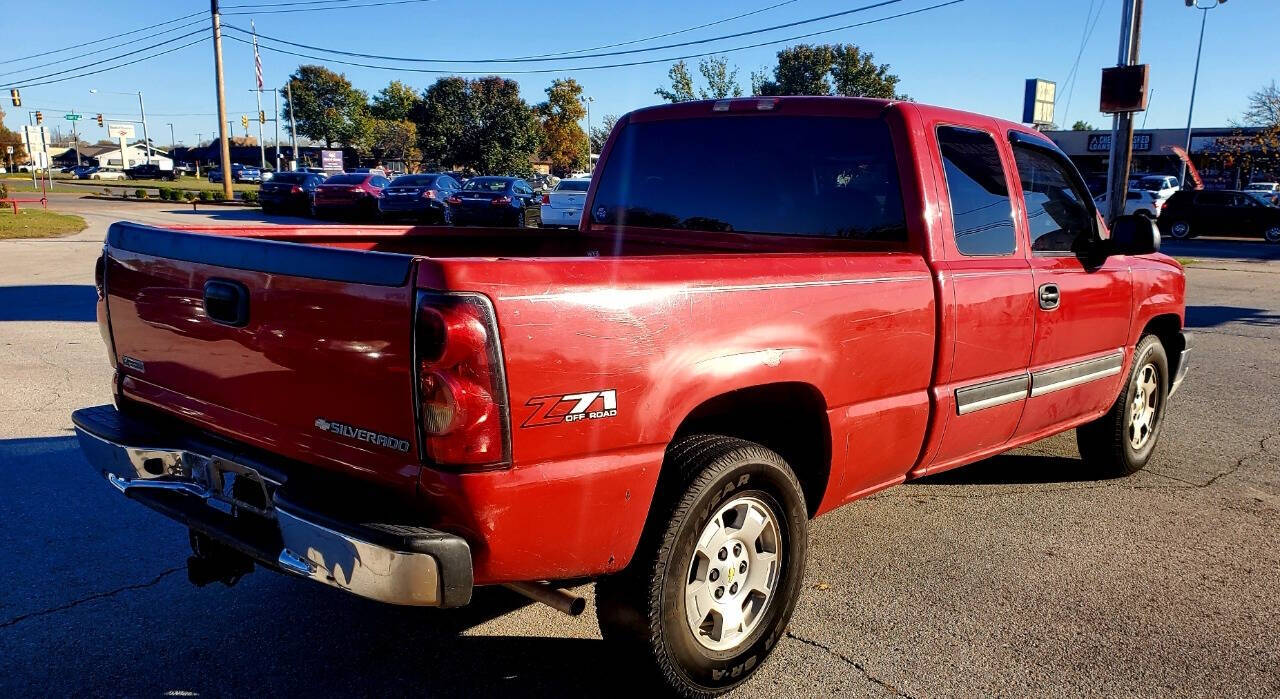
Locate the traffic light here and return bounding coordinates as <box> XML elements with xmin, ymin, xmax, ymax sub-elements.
<box><xmin>241</xmin><ymin>114</ymin><xmax>249</xmax><ymax>129</ymax></box>
<box><xmin>258</xmin><ymin>110</ymin><xmax>266</xmax><ymax>124</ymax></box>
<box><xmin>96</xmin><ymin>113</ymin><xmax>104</xmax><ymax>127</ymax></box>
<box><xmin>34</xmin><ymin>111</ymin><xmax>42</xmax><ymax>125</ymax></box>
<box><xmin>9</xmin><ymin>89</ymin><xmax>18</xmax><ymax>107</ymax></box>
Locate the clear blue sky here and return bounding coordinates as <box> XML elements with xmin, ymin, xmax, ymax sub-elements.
<box><xmin>2</xmin><ymin>0</ymin><xmax>1276</xmax><ymax>148</ymax></box>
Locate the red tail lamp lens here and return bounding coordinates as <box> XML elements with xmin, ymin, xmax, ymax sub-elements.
<box><xmin>415</xmin><ymin>292</ymin><xmax>510</xmax><ymax>469</ymax></box>
<box><xmin>491</xmin><ymin>196</ymin><xmax>511</xmax><ymax>206</ymax></box>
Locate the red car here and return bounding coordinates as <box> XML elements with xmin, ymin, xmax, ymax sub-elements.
<box><xmin>310</xmin><ymin>172</ymin><xmax>390</xmax><ymax>219</ymax></box>
<box><xmin>77</xmin><ymin>97</ymin><xmax>1188</xmax><ymax>697</ymax></box>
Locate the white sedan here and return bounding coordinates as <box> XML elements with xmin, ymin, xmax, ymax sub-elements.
<box><xmin>1094</xmin><ymin>189</ymin><xmax>1164</xmax><ymax>219</ymax></box>
<box><xmin>540</xmin><ymin>178</ymin><xmax>590</xmax><ymax>228</ymax></box>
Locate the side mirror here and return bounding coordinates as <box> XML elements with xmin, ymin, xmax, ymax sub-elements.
<box><xmin>1109</xmin><ymin>214</ymin><xmax>1160</xmax><ymax>255</ymax></box>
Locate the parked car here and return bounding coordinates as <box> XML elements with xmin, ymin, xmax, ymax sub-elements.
<box><xmin>1244</xmin><ymin>181</ymin><xmax>1280</xmax><ymax>193</ymax></box>
<box><xmin>1159</xmin><ymin>189</ymin><xmax>1280</xmax><ymax>242</ymax></box>
<box><xmin>1133</xmin><ymin>174</ymin><xmax>1180</xmax><ymax>200</ymax></box>
<box><xmin>258</xmin><ymin>171</ymin><xmax>326</xmax><ymax>214</ymax></box>
<box><xmin>448</xmin><ymin>176</ymin><xmax>541</xmax><ymax>227</ymax></box>
<box><xmin>209</xmin><ymin>164</ymin><xmax>262</xmax><ymax>184</ymax></box>
<box><xmin>71</xmin><ymin>165</ymin><xmax>97</xmax><ymax>178</ymax></box>
<box><xmin>87</xmin><ymin>166</ymin><xmax>126</xmax><ymax>180</ymax></box>
<box><xmin>347</xmin><ymin>167</ymin><xmax>387</xmax><ymax>177</ymax></box>
<box><xmin>124</xmin><ymin>163</ymin><xmax>177</xmax><ymax>181</ymax></box>
<box><xmin>540</xmin><ymin>177</ymin><xmax>590</xmax><ymax>228</ymax></box>
<box><xmin>311</xmin><ymin>172</ymin><xmax>390</xmax><ymax>219</ymax></box>
<box><xmin>377</xmin><ymin>173</ymin><xmax>463</xmax><ymax>223</ymax></box>
<box><xmin>1093</xmin><ymin>189</ymin><xmax>1164</xmax><ymax>219</ymax></box>
<box><xmin>74</xmin><ymin>96</ymin><xmax>1189</xmax><ymax>698</ymax></box>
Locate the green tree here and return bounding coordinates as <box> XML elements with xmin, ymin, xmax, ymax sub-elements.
<box><xmin>754</xmin><ymin>44</ymin><xmax>904</xmax><ymax>99</ymax></box>
<box><xmin>831</xmin><ymin>44</ymin><xmax>901</xmax><ymax>99</ymax></box>
<box><xmin>367</xmin><ymin>119</ymin><xmax>419</xmax><ymax>169</ymax></box>
<box><xmin>281</xmin><ymin>65</ymin><xmax>368</xmax><ymax>148</ymax></box>
<box><xmin>697</xmin><ymin>56</ymin><xmax>743</xmax><ymax>99</ymax></box>
<box><xmin>414</xmin><ymin>77</ymin><xmax>470</xmax><ymax>169</ymax></box>
<box><xmin>657</xmin><ymin>57</ymin><xmax>743</xmax><ymax>102</ymax></box>
<box><xmin>589</xmin><ymin>113</ymin><xmax>618</xmax><ymax>154</ymax></box>
<box><xmin>537</xmin><ymin>78</ymin><xmax>590</xmax><ymax>177</ymax></box>
<box><xmin>655</xmin><ymin>60</ymin><xmax>697</xmax><ymax>103</ymax></box>
<box><xmin>370</xmin><ymin>80</ymin><xmax>421</xmax><ymax>122</ymax></box>
<box><xmin>1071</xmin><ymin>120</ymin><xmax>1095</xmax><ymax>131</ymax></box>
<box><xmin>467</xmin><ymin>76</ymin><xmax>541</xmax><ymax>176</ymax></box>
<box><xmin>756</xmin><ymin>45</ymin><xmax>835</xmax><ymax>96</ymax></box>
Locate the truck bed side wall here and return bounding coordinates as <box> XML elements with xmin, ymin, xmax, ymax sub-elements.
<box><xmin>418</xmin><ymin>252</ymin><xmax>936</xmax><ymax>583</ymax></box>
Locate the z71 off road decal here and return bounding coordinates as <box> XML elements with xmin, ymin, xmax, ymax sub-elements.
<box><xmin>522</xmin><ymin>389</ymin><xmax>618</xmax><ymax>428</ymax></box>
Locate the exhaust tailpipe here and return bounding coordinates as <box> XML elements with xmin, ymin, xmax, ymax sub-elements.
<box><xmin>503</xmin><ymin>582</ymin><xmax>586</xmax><ymax>616</ymax></box>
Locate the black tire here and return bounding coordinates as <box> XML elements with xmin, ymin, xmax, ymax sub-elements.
<box><xmin>596</xmin><ymin>435</ymin><xmax>808</xmax><ymax>698</ymax></box>
<box><xmin>1264</xmin><ymin>225</ymin><xmax>1280</xmax><ymax>244</ymax></box>
<box><xmin>1077</xmin><ymin>335</ymin><xmax>1169</xmax><ymax>476</ymax></box>
<box><xmin>1167</xmin><ymin>220</ymin><xmax>1193</xmax><ymax>239</ymax></box>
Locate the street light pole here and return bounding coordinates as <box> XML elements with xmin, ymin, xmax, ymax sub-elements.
<box><xmin>167</xmin><ymin>123</ymin><xmax>175</xmax><ymax>154</ymax></box>
<box><xmin>1180</xmin><ymin>1</ymin><xmax>1223</xmax><ymax>188</ymax></box>
<box><xmin>286</xmin><ymin>80</ymin><xmax>299</xmax><ymax>169</ymax></box>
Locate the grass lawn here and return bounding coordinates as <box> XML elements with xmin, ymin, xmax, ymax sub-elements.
<box><xmin>1</xmin><ymin>174</ymin><xmax>255</xmax><ymax>194</ymax></box>
<box><xmin>0</xmin><ymin>208</ymin><xmax>88</xmax><ymax>239</ymax></box>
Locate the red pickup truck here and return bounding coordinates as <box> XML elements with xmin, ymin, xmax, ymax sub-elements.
<box><xmin>75</xmin><ymin>97</ymin><xmax>1189</xmax><ymax>697</ymax></box>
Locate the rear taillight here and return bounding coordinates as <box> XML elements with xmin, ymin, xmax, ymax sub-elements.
<box><xmin>422</xmin><ymin>189</ymin><xmax>436</xmax><ymax>199</ymax></box>
<box><xmin>541</xmin><ymin>194</ymin><xmax>550</xmax><ymax>205</ymax></box>
<box><xmin>446</xmin><ymin>195</ymin><xmax>461</xmax><ymax>205</ymax></box>
<box><xmin>491</xmin><ymin>196</ymin><xmax>511</xmax><ymax>206</ymax></box>
<box><xmin>415</xmin><ymin>292</ymin><xmax>510</xmax><ymax>469</ymax></box>
<box><xmin>290</xmin><ymin>185</ymin><xmax>302</xmax><ymax>193</ymax></box>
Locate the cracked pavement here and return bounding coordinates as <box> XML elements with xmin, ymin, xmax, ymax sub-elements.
<box><xmin>1</xmin><ymin>197</ymin><xmax>1277</xmax><ymax>697</ymax></box>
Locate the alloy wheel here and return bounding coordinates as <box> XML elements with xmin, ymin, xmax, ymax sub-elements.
<box><xmin>683</xmin><ymin>495</ymin><xmax>782</xmax><ymax>652</ymax></box>
<box><xmin>1128</xmin><ymin>362</ymin><xmax>1161</xmax><ymax>450</ymax></box>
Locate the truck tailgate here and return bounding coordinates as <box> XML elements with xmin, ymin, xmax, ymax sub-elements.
<box><xmin>103</xmin><ymin>222</ymin><xmax>422</xmax><ymax>491</ymax></box>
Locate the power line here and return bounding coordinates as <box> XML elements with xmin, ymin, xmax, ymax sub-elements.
<box><xmin>3</xmin><ymin>29</ymin><xmax>208</xmax><ymax>88</ymax></box>
<box><xmin>1061</xmin><ymin>0</ymin><xmax>1109</xmax><ymax>125</ymax></box>
<box><xmin>225</xmin><ymin>0</ymin><xmax>908</xmax><ymax>63</ymax></box>
<box><xmin>231</xmin><ymin>0</ymin><xmax>964</xmax><ymax>75</ymax></box>
<box><xmin>0</xmin><ymin>11</ymin><xmax>205</xmax><ymax>66</ymax></box>
<box><xmin>511</xmin><ymin>0</ymin><xmax>804</xmax><ymax>60</ymax></box>
<box><xmin>4</xmin><ymin>37</ymin><xmax>209</xmax><ymax>90</ymax></box>
<box><xmin>223</xmin><ymin>0</ymin><xmax>409</xmax><ymax>7</ymax></box>
<box><xmin>223</xmin><ymin>0</ymin><xmax>438</xmax><ymax>15</ymax></box>
<box><xmin>0</xmin><ymin>19</ymin><xmax>207</xmax><ymax>79</ymax></box>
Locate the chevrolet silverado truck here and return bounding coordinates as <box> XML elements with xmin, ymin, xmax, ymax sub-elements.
<box><xmin>75</xmin><ymin>97</ymin><xmax>1189</xmax><ymax>697</ymax></box>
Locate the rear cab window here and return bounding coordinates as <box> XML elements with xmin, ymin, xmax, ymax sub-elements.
<box><xmin>464</xmin><ymin>178</ymin><xmax>512</xmax><ymax>192</ymax></box>
<box><xmin>556</xmin><ymin>180</ymin><xmax>591</xmax><ymax>192</ymax></box>
<box><xmin>936</xmin><ymin>126</ymin><xmax>1016</xmax><ymax>255</ymax></box>
<box><xmin>589</xmin><ymin>115</ymin><xmax>906</xmax><ymax>241</ymax></box>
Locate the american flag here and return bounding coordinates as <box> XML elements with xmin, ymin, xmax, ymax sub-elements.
<box><xmin>252</xmin><ymin>21</ymin><xmax>263</xmax><ymax>90</ymax></box>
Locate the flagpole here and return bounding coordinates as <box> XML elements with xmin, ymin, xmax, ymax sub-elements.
<box><xmin>252</xmin><ymin>21</ymin><xmax>266</xmax><ymax>170</ymax></box>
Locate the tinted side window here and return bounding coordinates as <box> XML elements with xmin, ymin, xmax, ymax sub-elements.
<box><xmin>590</xmin><ymin>116</ymin><xmax>906</xmax><ymax>240</ymax></box>
<box><xmin>1196</xmin><ymin>191</ymin><xmax>1230</xmax><ymax>206</ymax></box>
<box><xmin>1012</xmin><ymin>145</ymin><xmax>1095</xmax><ymax>253</ymax></box>
<box><xmin>937</xmin><ymin>126</ymin><xmax>1015</xmax><ymax>255</ymax></box>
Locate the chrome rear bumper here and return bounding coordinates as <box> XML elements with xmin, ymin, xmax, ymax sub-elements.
<box><xmin>72</xmin><ymin>405</ymin><xmax>472</xmax><ymax>607</ymax></box>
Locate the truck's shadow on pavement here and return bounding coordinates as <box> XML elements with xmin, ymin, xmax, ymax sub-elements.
<box><xmin>0</xmin><ymin>284</ymin><xmax>96</xmax><ymax>322</ymax></box>
<box><xmin>0</xmin><ymin>434</ymin><xmax>629</xmax><ymax>697</ymax></box>
<box><xmin>914</xmin><ymin>453</ymin><xmax>1120</xmax><ymax>485</ymax></box>
<box><xmin>1184</xmin><ymin>304</ymin><xmax>1280</xmax><ymax>328</ymax></box>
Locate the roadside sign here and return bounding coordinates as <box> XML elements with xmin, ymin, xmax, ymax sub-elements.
<box><xmin>107</xmin><ymin>123</ymin><xmax>135</xmax><ymax>139</ymax></box>
<box><xmin>320</xmin><ymin>149</ymin><xmax>343</xmax><ymax>171</ymax></box>
<box><xmin>64</xmin><ymin>113</ymin><xmax>81</xmax><ymax>121</ymax></box>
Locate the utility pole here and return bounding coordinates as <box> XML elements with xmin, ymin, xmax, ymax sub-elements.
<box><xmin>255</xmin><ymin>90</ymin><xmax>266</xmax><ymax>170</ymax></box>
<box><xmin>72</xmin><ymin>110</ymin><xmax>81</xmax><ymax>167</ymax></box>
<box><xmin>273</xmin><ymin>87</ymin><xmax>281</xmax><ymax>171</ymax></box>
<box><xmin>1104</xmin><ymin>0</ymin><xmax>1144</xmax><ymax>223</ymax></box>
<box><xmin>286</xmin><ymin>79</ymin><xmax>299</xmax><ymax>170</ymax></box>
<box><xmin>210</xmin><ymin>0</ymin><xmax>234</xmax><ymax>199</ymax></box>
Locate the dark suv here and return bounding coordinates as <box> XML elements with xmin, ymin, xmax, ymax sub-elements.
<box><xmin>124</xmin><ymin>163</ymin><xmax>177</xmax><ymax>181</ymax></box>
<box><xmin>1158</xmin><ymin>189</ymin><xmax>1280</xmax><ymax>243</ymax></box>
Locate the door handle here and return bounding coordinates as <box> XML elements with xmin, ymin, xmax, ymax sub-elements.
<box><xmin>1038</xmin><ymin>283</ymin><xmax>1060</xmax><ymax>311</ymax></box>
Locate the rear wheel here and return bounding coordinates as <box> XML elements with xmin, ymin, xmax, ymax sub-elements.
<box><xmin>1167</xmin><ymin>220</ymin><xmax>1193</xmax><ymax>239</ymax></box>
<box><xmin>596</xmin><ymin>435</ymin><xmax>808</xmax><ymax>698</ymax></box>
<box><xmin>1077</xmin><ymin>335</ymin><xmax>1169</xmax><ymax>476</ymax></box>
<box><xmin>1264</xmin><ymin>226</ymin><xmax>1280</xmax><ymax>244</ymax></box>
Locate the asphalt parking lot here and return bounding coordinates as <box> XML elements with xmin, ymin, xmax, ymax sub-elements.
<box><xmin>1</xmin><ymin>195</ymin><xmax>1277</xmax><ymax>697</ymax></box>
